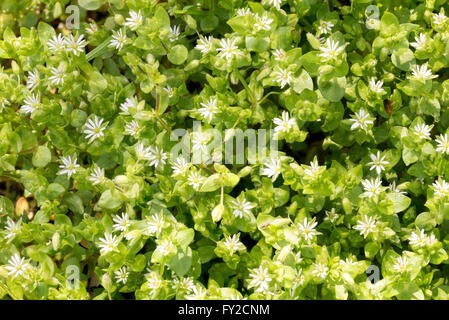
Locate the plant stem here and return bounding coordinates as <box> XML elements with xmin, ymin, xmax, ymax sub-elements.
<box><xmin>234</xmin><ymin>68</ymin><xmax>258</xmax><ymax>109</ymax></box>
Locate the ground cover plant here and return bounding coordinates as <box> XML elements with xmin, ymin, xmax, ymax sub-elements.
<box><xmin>1</xmin><ymin>0</ymin><xmax>449</xmax><ymax>300</ymax></box>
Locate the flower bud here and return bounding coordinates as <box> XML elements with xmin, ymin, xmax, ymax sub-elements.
<box><xmin>15</xmin><ymin>197</ymin><xmax>29</xmax><ymax>217</ymax></box>
<box><xmin>211</xmin><ymin>204</ymin><xmax>225</xmax><ymax>222</ymax></box>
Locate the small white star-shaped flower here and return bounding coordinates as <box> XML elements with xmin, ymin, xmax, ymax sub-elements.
<box><xmin>367</xmin><ymin>151</ymin><xmax>389</xmax><ymax>175</ymax></box>
<box><xmin>319</xmin><ymin>38</ymin><xmax>345</xmax><ymax>60</ymax></box>
<box><xmin>353</xmin><ymin>215</ymin><xmax>377</xmax><ymax>238</ymax></box>
<box><xmin>349</xmin><ymin>109</ymin><xmax>374</xmax><ymax>131</ymax></box>
<box><xmin>109</xmin><ymin>29</ymin><xmax>127</xmax><ymax>50</ymax></box>
<box><xmin>57</xmin><ymin>155</ymin><xmax>80</xmax><ymax>177</ymax></box>
<box><xmin>124</xmin><ymin>10</ymin><xmax>143</xmax><ymax>30</ymax></box>
<box><xmin>411</xmin><ymin>123</ymin><xmax>432</xmax><ymax>140</ymax></box>
<box><xmin>84</xmin><ymin>116</ymin><xmax>107</xmax><ymax>144</ymax></box>
<box><xmin>196</xmin><ymin>36</ymin><xmax>214</xmax><ymax>53</ymax></box>
<box><xmin>64</xmin><ymin>34</ymin><xmax>87</xmax><ymax>56</ymax></box>
<box><xmin>273</xmin><ymin>111</ymin><xmax>296</xmax><ymax>133</ymax></box>
<box><xmin>274</xmin><ymin>67</ymin><xmax>292</xmax><ymax>88</ymax></box>
<box><xmin>262</xmin><ymin>158</ymin><xmax>281</xmax><ymax>181</ymax></box>
<box><xmin>230</xmin><ymin>197</ymin><xmax>255</xmax><ymax>218</ymax></box>
<box><xmin>435</xmin><ymin>133</ymin><xmax>449</xmax><ymax>154</ymax></box>
<box><xmin>216</xmin><ymin>38</ymin><xmax>239</xmax><ymax>61</ymax></box>
<box><xmin>198</xmin><ymin>98</ymin><xmax>219</xmax><ymax>122</ymax></box>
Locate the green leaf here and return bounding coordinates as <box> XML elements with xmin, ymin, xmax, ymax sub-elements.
<box><xmin>168</xmin><ymin>247</ymin><xmax>192</xmax><ymax>277</ymax></box>
<box><xmin>167</xmin><ymin>45</ymin><xmax>188</xmax><ymax>65</ymax></box>
<box><xmin>318</xmin><ymin>76</ymin><xmax>346</xmax><ymax>102</ymax></box>
<box><xmin>386</xmin><ymin>193</ymin><xmax>411</xmax><ymax>213</ymax></box>
<box><xmin>391</xmin><ymin>48</ymin><xmax>415</xmax><ymax>71</ymax></box>
<box><xmin>79</xmin><ymin>0</ymin><xmax>105</xmax><ymax>10</ymax></box>
<box><xmin>32</xmin><ymin>146</ymin><xmax>51</xmax><ymax>168</ymax></box>
<box><xmin>199</xmin><ymin>174</ymin><xmax>221</xmax><ymax>192</ymax></box>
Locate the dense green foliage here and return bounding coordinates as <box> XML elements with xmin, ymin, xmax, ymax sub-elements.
<box><xmin>1</xmin><ymin>0</ymin><xmax>449</xmax><ymax>300</ymax></box>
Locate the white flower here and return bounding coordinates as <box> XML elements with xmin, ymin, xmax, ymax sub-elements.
<box><xmin>198</xmin><ymin>98</ymin><xmax>219</xmax><ymax>122</ymax></box>
<box><xmin>262</xmin><ymin>158</ymin><xmax>281</xmax><ymax>181</ymax></box>
<box><xmin>411</xmin><ymin>123</ymin><xmax>432</xmax><ymax>140</ymax></box>
<box><xmin>157</xmin><ymin>239</ymin><xmax>175</xmax><ymax>256</ymax></box>
<box><xmin>266</xmin><ymin>0</ymin><xmax>283</xmax><ymax>10</ymax></box>
<box><xmin>392</xmin><ymin>256</ymin><xmax>408</xmax><ymax>273</ymax></box>
<box><xmin>147</xmin><ymin>146</ymin><xmax>168</xmax><ymax>168</ymax></box>
<box><xmin>353</xmin><ymin>215</ymin><xmax>377</xmax><ymax>238</ymax></box>
<box><xmin>135</xmin><ymin>142</ymin><xmax>152</xmax><ymax>160</ymax></box>
<box><xmin>294</xmin><ymin>252</ymin><xmax>303</xmax><ymax>264</ymax></box>
<box><xmin>114</xmin><ymin>267</ymin><xmax>129</xmax><ymax>284</ymax></box>
<box><xmin>297</xmin><ymin>217</ymin><xmax>319</xmax><ymax>241</ymax></box>
<box><xmin>57</xmin><ymin>155</ymin><xmax>80</xmax><ymax>177</ymax></box>
<box><xmin>124</xmin><ymin>120</ymin><xmax>142</xmax><ymax>137</ymax></box>
<box><xmin>145</xmin><ymin>213</ymin><xmax>165</xmax><ymax>234</ymax></box>
<box><xmin>304</xmin><ymin>159</ymin><xmax>321</xmax><ymax>179</ymax></box>
<box><xmin>98</xmin><ymin>233</ymin><xmax>119</xmax><ymax>254</ymax></box>
<box><xmin>318</xmin><ymin>20</ymin><xmax>334</xmax><ymax>34</ymax></box>
<box><xmin>64</xmin><ymin>34</ymin><xmax>87</xmax><ymax>56</ymax></box>
<box><xmin>171</xmin><ymin>157</ymin><xmax>191</xmax><ymax>176</ymax></box>
<box><xmin>145</xmin><ymin>272</ymin><xmax>162</xmax><ymax>289</ymax></box>
<box><xmin>89</xmin><ymin>167</ymin><xmax>106</xmax><ymax>185</ymax></box>
<box><xmin>47</xmin><ymin>34</ymin><xmax>66</xmax><ymax>52</ymax></box>
<box><xmin>272</xmin><ymin>49</ymin><xmax>286</xmax><ymax>61</ymax></box>
<box><xmin>185</xmin><ymin>285</ymin><xmax>207</xmax><ymax>300</ymax></box>
<box><xmin>236</xmin><ymin>8</ymin><xmax>251</xmax><ymax>16</ymax></box>
<box><xmin>216</xmin><ymin>38</ymin><xmax>239</xmax><ymax>61</ymax></box>
<box><xmin>4</xmin><ymin>218</ymin><xmax>21</xmax><ymax>240</ymax></box>
<box><xmin>426</xmin><ymin>234</ymin><xmax>437</xmax><ymax>246</ymax></box>
<box><xmin>410</xmin><ymin>63</ymin><xmax>437</xmax><ymax>81</ymax></box>
<box><xmin>49</xmin><ymin>67</ymin><xmax>66</xmax><ymax>86</ymax></box>
<box><xmin>254</xmin><ymin>14</ymin><xmax>273</xmax><ymax>31</ymax></box>
<box><xmin>248</xmin><ymin>266</ymin><xmax>272</xmax><ymax>292</ymax></box>
<box><xmin>113</xmin><ymin>213</ymin><xmax>131</xmax><ymax>232</ymax></box>
<box><xmin>109</xmin><ymin>29</ymin><xmax>127</xmax><ymax>50</ymax></box>
<box><xmin>432</xmin><ymin>12</ymin><xmax>448</xmax><ymax>25</ymax></box>
<box><xmin>168</xmin><ymin>25</ymin><xmax>180</xmax><ymax>42</ymax></box>
<box><xmin>0</xmin><ymin>97</ymin><xmax>9</xmax><ymax>111</ymax></box>
<box><xmin>21</xmin><ymin>93</ymin><xmax>41</xmax><ymax>114</ymax></box>
<box><xmin>120</xmin><ymin>97</ymin><xmax>138</xmax><ymax>114</ymax></box>
<box><xmin>274</xmin><ymin>67</ymin><xmax>292</xmax><ymax>88</ymax></box>
<box><xmin>85</xmin><ymin>22</ymin><xmax>98</xmax><ymax>34</ymax></box>
<box><xmin>435</xmin><ymin>134</ymin><xmax>449</xmax><ymax>154</ymax></box>
<box><xmin>408</xmin><ymin>229</ymin><xmax>427</xmax><ymax>248</ymax></box>
<box><xmin>349</xmin><ymin>109</ymin><xmax>374</xmax><ymax>131</ymax></box>
<box><xmin>311</xmin><ymin>263</ymin><xmax>328</xmax><ymax>279</ymax></box>
<box><xmin>223</xmin><ymin>234</ymin><xmax>245</xmax><ymax>255</ymax></box>
<box><xmin>192</xmin><ymin>132</ymin><xmax>210</xmax><ymax>153</ymax></box>
<box><xmin>410</xmin><ymin>33</ymin><xmax>427</xmax><ymax>50</ymax></box>
<box><xmin>432</xmin><ymin>179</ymin><xmax>449</xmax><ymax>197</ymax></box>
<box><xmin>361</xmin><ymin>177</ymin><xmax>383</xmax><ymax>198</ymax></box>
<box><xmin>367</xmin><ymin>151</ymin><xmax>389</xmax><ymax>175</ymax></box>
<box><xmin>5</xmin><ymin>254</ymin><xmax>29</xmax><ymax>278</ymax></box>
<box><xmin>273</xmin><ymin>111</ymin><xmax>296</xmax><ymax>133</ymax></box>
<box><xmin>173</xmin><ymin>276</ymin><xmax>194</xmax><ymax>291</ymax></box>
<box><xmin>26</xmin><ymin>70</ymin><xmax>39</xmax><ymax>90</ymax></box>
<box><xmin>187</xmin><ymin>171</ymin><xmax>205</xmax><ymax>190</ymax></box>
<box><xmin>319</xmin><ymin>38</ymin><xmax>345</xmax><ymax>60</ymax></box>
<box><xmin>124</xmin><ymin>10</ymin><xmax>143</xmax><ymax>30</ymax></box>
<box><xmin>368</xmin><ymin>77</ymin><xmax>385</xmax><ymax>94</ymax></box>
<box><xmin>163</xmin><ymin>86</ymin><xmax>174</xmax><ymax>98</ymax></box>
<box><xmin>230</xmin><ymin>197</ymin><xmax>255</xmax><ymax>218</ymax></box>
<box><xmin>196</xmin><ymin>36</ymin><xmax>214</xmax><ymax>53</ymax></box>
<box><xmin>84</xmin><ymin>116</ymin><xmax>107</xmax><ymax>144</ymax></box>
<box><xmin>292</xmin><ymin>268</ymin><xmax>305</xmax><ymax>289</ymax></box>
<box><xmin>389</xmin><ymin>180</ymin><xmax>407</xmax><ymax>195</ymax></box>
<box><xmin>340</xmin><ymin>257</ymin><xmax>357</xmax><ymax>266</ymax></box>
<box><xmin>325</xmin><ymin>208</ymin><xmax>339</xmax><ymax>223</ymax></box>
